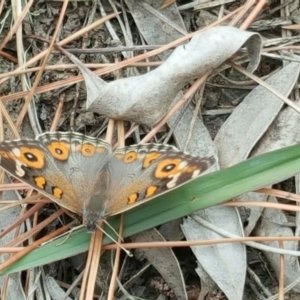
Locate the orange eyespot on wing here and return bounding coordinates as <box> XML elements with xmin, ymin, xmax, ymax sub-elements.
<box><xmin>145</xmin><ymin>185</ymin><xmax>158</xmax><ymax>197</ymax></box>
<box><xmin>52</xmin><ymin>187</ymin><xmax>63</xmax><ymax>199</ymax></box>
<box><xmin>155</xmin><ymin>158</ymin><xmax>181</xmax><ymax>178</ymax></box>
<box><xmin>77</xmin><ymin>143</ymin><xmax>96</xmax><ymax>157</ymax></box>
<box><xmin>128</xmin><ymin>193</ymin><xmax>139</xmax><ymax>204</ymax></box>
<box><xmin>34</xmin><ymin>176</ymin><xmax>46</xmax><ymax>189</ymax></box>
<box><xmin>15</xmin><ymin>147</ymin><xmax>45</xmax><ymax>169</ymax></box>
<box><xmin>143</xmin><ymin>152</ymin><xmax>162</xmax><ymax>168</ymax></box>
<box><xmin>124</xmin><ymin>151</ymin><xmax>138</xmax><ymax>163</ymax></box>
<box><xmin>47</xmin><ymin>141</ymin><xmax>70</xmax><ymax>160</ymax></box>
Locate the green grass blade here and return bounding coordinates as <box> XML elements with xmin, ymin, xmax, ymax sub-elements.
<box><xmin>2</xmin><ymin>143</ymin><xmax>300</xmax><ymax>274</ymax></box>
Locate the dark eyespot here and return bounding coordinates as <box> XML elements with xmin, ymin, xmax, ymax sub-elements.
<box><xmin>162</xmin><ymin>164</ymin><xmax>176</xmax><ymax>172</ymax></box>
<box><xmin>155</xmin><ymin>158</ymin><xmax>181</xmax><ymax>179</ymax></box>
<box><xmin>47</xmin><ymin>142</ymin><xmax>70</xmax><ymax>160</ymax></box>
<box><xmin>24</xmin><ymin>152</ymin><xmax>38</xmax><ymax>162</ymax></box>
<box><xmin>124</xmin><ymin>152</ymin><xmax>137</xmax><ymax>163</ymax></box>
<box><xmin>55</xmin><ymin>148</ymin><xmax>63</xmax><ymax>155</ymax></box>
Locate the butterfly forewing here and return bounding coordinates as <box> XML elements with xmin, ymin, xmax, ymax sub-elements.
<box><xmin>0</xmin><ymin>132</ymin><xmax>112</xmax><ymax>214</ymax></box>
<box><xmin>0</xmin><ymin>138</ymin><xmax>83</xmax><ymax>213</ymax></box>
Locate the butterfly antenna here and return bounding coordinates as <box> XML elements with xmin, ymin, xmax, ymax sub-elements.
<box><xmin>55</xmin><ymin>224</ymin><xmax>84</xmax><ymax>246</ymax></box>
<box><xmin>103</xmin><ymin>219</ymin><xmax>124</xmax><ymax>242</ymax></box>
<box><xmin>96</xmin><ymin>223</ymin><xmax>132</xmax><ymax>257</ymax></box>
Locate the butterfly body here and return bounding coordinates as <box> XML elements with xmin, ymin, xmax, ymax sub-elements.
<box><xmin>0</xmin><ymin>132</ymin><xmax>215</xmax><ymax>231</ymax></box>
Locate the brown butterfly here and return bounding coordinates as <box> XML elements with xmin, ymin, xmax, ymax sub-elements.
<box><xmin>0</xmin><ymin>132</ymin><xmax>215</xmax><ymax>231</ymax></box>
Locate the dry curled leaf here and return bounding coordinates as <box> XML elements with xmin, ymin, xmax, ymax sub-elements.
<box><xmin>60</xmin><ymin>26</ymin><xmax>261</xmax><ymax>126</ymax></box>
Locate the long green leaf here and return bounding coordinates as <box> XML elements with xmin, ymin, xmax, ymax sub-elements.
<box><xmin>2</xmin><ymin>143</ymin><xmax>300</xmax><ymax>274</ymax></box>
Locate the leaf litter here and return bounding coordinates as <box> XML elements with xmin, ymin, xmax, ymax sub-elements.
<box><xmin>1</xmin><ymin>0</ymin><xmax>300</xmax><ymax>299</ymax></box>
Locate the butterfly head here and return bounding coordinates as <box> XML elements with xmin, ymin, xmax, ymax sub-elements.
<box><xmin>82</xmin><ymin>195</ymin><xmax>108</xmax><ymax>232</ymax></box>
<box><xmin>84</xmin><ymin>216</ymin><xmax>100</xmax><ymax>232</ymax></box>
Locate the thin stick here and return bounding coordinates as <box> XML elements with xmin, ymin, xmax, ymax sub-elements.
<box><xmin>79</xmin><ymin>233</ymin><xmax>95</xmax><ymax>300</ymax></box>
<box><xmin>103</xmin><ymin>219</ymin><xmax>124</xmax><ymax>242</ymax></box>
<box><xmin>107</xmin><ymin>214</ymin><xmax>125</xmax><ymax>299</ymax></box>
<box><xmin>5</xmin><ymin>209</ymin><xmax>65</xmax><ymax>247</ymax></box>
<box><xmin>97</xmin><ymin>222</ymin><xmax>131</xmax><ymax>256</ymax></box>
<box><xmin>0</xmin><ymin>0</ymin><xmax>35</xmax><ymax>52</ymax></box>
<box><xmin>85</xmin><ymin>229</ymin><xmax>103</xmax><ymax>300</ymax></box>
<box><xmin>12</xmin><ymin>0</ymin><xmax>70</xmax><ymax>137</ymax></box>
<box><xmin>239</xmin><ymin>0</ymin><xmax>268</xmax><ymax>30</ymax></box>
<box><xmin>0</xmin><ymin>224</ymin><xmax>71</xmax><ymax>272</ymax></box>
<box><xmin>50</xmin><ymin>94</ymin><xmax>65</xmax><ymax>132</ymax></box>
<box><xmin>117</xmin><ymin>121</ymin><xmax>125</xmax><ymax>147</ymax></box>
<box><xmin>278</xmin><ymin>239</ymin><xmax>285</xmax><ymax>300</ymax></box>
<box><xmin>106</xmin><ymin>119</ymin><xmax>115</xmax><ymax>144</ymax></box>
<box><xmin>0</xmin><ymin>101</ymin><xmax>19</xmax><ymax>139</ymax></box>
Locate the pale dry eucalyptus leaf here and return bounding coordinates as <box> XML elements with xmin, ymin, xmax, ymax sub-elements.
<box><xmin>0</xmin><ymin>273</ymin><xmax>25</xmax><ymax>300</ymax></box>
<box><xmin>254</xmin><ymin>98</ymin><xmax>300</xmax><ymax>237</ymax></box>
<box><xmin>226</xmin><ymin>63</ymin><xmax>300</xmax><ymax>239</ymax></box>
<box><xmin>158</xmin><ymin>218</ymin><xmax>183</xmax><ymax>241</ymax></box>
<box><xmin>214</xmin><ymin>62</ymin><xmax>300</xmax><ymax>238</ymax></box>
<box><xmin>0</xmin><ymin>176</ymin><xmax>25</xmax><ymax>300</ymax></box>
<box><xmin>195</xmin><ymin>264</ymin><xmax>218</xmax><ymax>300</ymax></box>
<box><xmin>252</xmin><ymin>99</ymin><xmax>300</xmax><ymax>153</ymax></box>
<box><xmin>212</xmin><ymin>61</ymin><xmax>300</xmax><ymax>295</ymax></box>
<box><xmin>235</xmin><ymin>191</ymin><xmax>267</xmax><ymax>237</ymax></box>
<box><xmin>244</xmin><ymin>99</ymin><xmax>300</xmax><ymax>235</ymax></box>
<box><xmin>246</xmin><ymin>100</ymin><xmax>300</xmax><ymax>291</ymax></box>
<box><xmin>44</xmin><ymin>275</ymin><xmax>72</xmax><ymax>300</ymax></box>
<box><xmin>131</xmin><ymin>229</ymin><xmax>188</xmax><ymax>300</ymax></box>
<box><xmin>214</xmin><ymin>61</ymin><xmax>300</xmax><ymax>168</ymax></box>
<box><xmin>168</xmin><ymin>93</ymin><xmax>217</xmax><ymax>158</ymax></box>
<box><xmin>182</xmin><ymin>212</ymin><xmax>246</xmax><ymax>300</ymax></box>
<box><xmin>168</xmin><ymin>97</ymin><xmax>246</xmax><ymax>299</ymax></box>
<box><xmin>253</xmin><ymin>196</ymin><xmax>300</xmax><ymax>292</ymax></box>
<box><xmin>118</xmin><ymin>286</ymin><xmax>146</xmax><ymax>300</ymax></box>
<box><xmin>61</xmin><ymin>26</ymin><xmax>261</xmax><ymax>126</ymax></box>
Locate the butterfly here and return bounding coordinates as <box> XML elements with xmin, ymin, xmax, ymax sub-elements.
<box><xmin>0</xmin><ymin>132</ymin><xmax>215</xmax><ymax>231</ymax></box>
